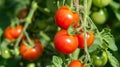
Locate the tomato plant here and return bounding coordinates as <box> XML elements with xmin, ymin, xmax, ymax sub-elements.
<box><xmin>19</xmin><ymin>38</ymin><xmax>43</xmax><ymax>61</ymax></box>
<box><xmin>77</xmin><ymin>32</ymin><xmax>94</xmax><ymax>49</ymax></box>
<box><xmin>68</xmin><ymin>60</ymin><xmax>84</xmax><ymax>67</ymax></box>
<box><xmin>54</xmin><ymin>30</ymin><xmax>78</xmax><ymax>54</ymax></box>
<box><xmin>92</xmin><ymin>0</ymin><xmax>111</xmax><ymax>7</ymax></box>
<box><xmin>0</xmin><ymin>0</ymin><xmax>119</xmax><ymax>67</ymax></box>
<box><xmin>4</xmin><ymin>25</ymin><xmax>23</xmax><ymax>42</ymax></box>
<box><xmin>91</xmin><ymin>49</ymin><xmax>108</xmax><ymax>67</ymax></box>
<box><xmin>55</xmin><ymin>6</ymin><xmax>79</xmax><ymax>29</ymax></box>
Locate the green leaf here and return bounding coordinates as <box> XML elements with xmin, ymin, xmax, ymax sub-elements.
<box><xmin>114</xmin><ymin>9</ymin><xmax>120</xmax><ymax>21</ymax></box>
<box><xmin>52</xmin><ymin>56</ymin><xmax>63</xmax><ymax>67</ymax></box>
<box><xmin>0</xmin><ymin>28</ymin><xmax>3</xmax><ymax>37</ymax></box>
<box><xmin>101</xmin><ymin>28</ymin><xmax>118</xmax><ymax>51</ymax></box>
<box><xmin>106</xmin><ymin>51</ymin><xmax>120</xmax><ymax>67</ymax></box>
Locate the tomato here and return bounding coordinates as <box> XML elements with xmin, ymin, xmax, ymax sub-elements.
<box><xmin>17</xmin><ymin>8</ymin><xmax>28</xmax><ymax>19</ymax></box>
<box><xmin>91</xmin><ymin>9</ymin><xmax>108</xmax><ymax>25</ymax></box>
<box><xmin>4</xmin><ymin>25</ymin><xmax>23</xmax><ymax>42</ymax></box>
<box><xmin>77</xmin><ymin>32</ymin><xmax>94</xmax><ymax>49</ymax></box>
<box><xmin>26</xmin><ymin>63</ymin><xmax>36</xmax><ymax>67</ymax></box>
<box><xmin>68</xmin><ymin>60</ymin><xmax>84</xmax><ymax>67</ymax></box>
<box><xmin>19</xmin><ymin>39</ymin><xmax>43</xmax><ymax>61</ymax></box>
<box><xmin>55</xmin><ymin>6</ymin><xmax>79</xmax><ymax>29</ymax></box>
<box><xmin>54</xmin><ymin>30</ymin><xmax>78</xmax><ymax>54</ymax></box>
<box><xmin>92</xmin><ymin>0</ymin><xmax>111</xmax><ymax>7</ymax></box>
<box><xmin>91</xmin><ymin>49</ymin><xmax>108</xmax><ymax>67</ymax></box>
<box><xmin>1</xmin><ymin>48</ymin><xmax>11</xmax><ymax>59</ymax></box>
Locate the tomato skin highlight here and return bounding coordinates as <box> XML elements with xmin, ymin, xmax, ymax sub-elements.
<box><xmin>68</xmin><ymin>60</ymin><xmax>84</xmax><ymax>67</ymax></box>
<box><xmin>19</xmin><ymin>39</ymin><xmax>43</xmax><ymax>61</ymax></box>
<box><xmin>55</xmin><ymin>6</ymin><xmax>79</xmax><ymax>29</ymax></box>
<box><xmin>4</xmin><ymin>25</ymin><xmax>23</xmax><ymax>42</ymax></box>
<box><xmin>77</xmin><ymin>32</ymin><xmax>94</xmax><ymax>49</ymax></box>
<box><xmin>54</xmin><ymin>30</ymin><xmax>78</xmax><ymax>54</ymax></box>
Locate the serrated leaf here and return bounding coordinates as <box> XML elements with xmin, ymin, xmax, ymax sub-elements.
<box><xmin>52</xmin><ymin>56</ymin><xmax>63</xmax><ymax>67</ymax></box>
<box><xmin>106</xmin><ymin>51</ymin><xmax>120</xmax><ymax>67</ymax></box>
<box><xmin>101</xmin><ymin>28</ymin><xmax>118</xmax><ymax>51</ymax></box>
<box><xmin>103</xmin><ymin>34</ymin><xmax>118</xmax><ymax>51</ymax></box>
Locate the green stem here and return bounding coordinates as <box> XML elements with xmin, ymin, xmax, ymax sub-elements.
<box><xmin>57</xmin><ymin>0</ymin><xmax>60</xmax><ymax>8</ymax></box>
<box><xmin>14</xmin><ymin>1</ymin><xmax>38</xmax><ymax>56</ymax></box>
<box><xmin>83</xmin><ymin>0</ymin><xmax>91</xmax><ymax>63</ymax></box>
<box><xmin>72</xmin><ymin>48</ymin><xmax>80</xmax><ymax>60</ymax></box>
<box><xmin>24</xmin><ymin>31</ymin><xmax>34</xmax><ymax>47</ymax></box>
<box><xmin>40</xmin><ymin>31</ymin><xmax>50</xmax><ymax>41</ymax></box>
<box><xmin>62</xmin><ymin>0</ymin><xmax>65</xmax><ymax>5</ymax></box>
<box><xmin>87</xmin><ymin>0</ymin><xmax>92</xmax><ymax>14</ymax></box>
<box><xmin>70</xmin><ymin>0</ymin><xmax>74</xmax><ymax>9</ymax></box>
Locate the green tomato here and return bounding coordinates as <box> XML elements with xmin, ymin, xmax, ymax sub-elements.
<box><xmin>92</xmin><ymin>0</ymin><xmax>112</xmax><ymax>7</ymax></box>
<box><xmin>91</xmin><ymin>9</ymin><xmax>108</xmax><ymax>25</ymax></box>
<box><xmin>91</xmin><ymin>49</ymin><xmax>108</xmax><ymax>67</ymax></box>
<box><xmin>1</xmin><ymin>48</ymin><xmax>11</xmax><ymax>59</ymax></box>
<box><xmin>26</xmin><ymin>63</ymin><xmax>36</xmax><ymax>67</ymax></box>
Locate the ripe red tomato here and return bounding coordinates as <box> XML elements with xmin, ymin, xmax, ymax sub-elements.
<box><xmin>68</xmin><ymin>60</ymin><xmax>84</xmax><ymax>67</ymax></box>
<box><xmin>4</xmin><ymin>25</ymin><xmax>23</xmax><ymax>42</ymax></box>
<box><xmin>77</xmin><ymin>32</ymin><xmax>94</xmax><ymax>49</ymax></box>
<box><xmin>55</xmin><ymin>6</ymin><xmax>79</xmax><ymax>29</ymax></box>
<box><xmin>17</xmin><ymin>8</ymin><xmax>28</xmax><ymax>19</ymax></box>
<box><xmin>19</xmin><ymin>39</ymin><xmax>43</xmax><ymax>61</ymax></box>
<box><xmin>54</xmin><ymin>30</ymin><xmax>78</xmax><ymax>54</ymax></box>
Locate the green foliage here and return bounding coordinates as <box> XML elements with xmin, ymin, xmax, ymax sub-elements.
<box><xmin>106</xmin><ymin>51</ymin><xmax>120</xmax><ymax>67</ymax></box>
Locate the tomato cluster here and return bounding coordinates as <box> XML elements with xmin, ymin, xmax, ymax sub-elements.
<box><xmin>54</xmin><ymin>6</ymin><xmax>95</xmax><ymax>54</ymax></box>
<box><xmin>1</xmin><ymin>8</ymin><xmax>44</xmax><ymax>61</ymax></box>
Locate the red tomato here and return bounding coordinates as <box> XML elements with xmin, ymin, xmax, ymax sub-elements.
<box><xmin>19</xmin><ymin>39</ymin><xmax>43</xmax><ymax>61</ymax></box>
<box><xmin>17</xmin><ymin>8</ymin><xmax>28</xmax><ymax>19</ymax></box>
<box><xmin>68</xmin><ymin>60</ymin><xmax>84</xmax><ymax>67</ymax></box>
<box><xmin>77</xmin><ymin>32</ymin><xmax>94</xmax><ymax>49</ymax></box>
<box><xmin>4</xmin><ymin>25</ymin><xmax>23</xmax><ymax>42</ymax></box>
<box><xmin>54</xmin><ymin>30</ymin><xmax>78</xmax><ymax>54</ymax></box>
<box><xmin>55</xmin><ymin>6</ymin><xmax>79</xmax><ymax>29</ymax></box>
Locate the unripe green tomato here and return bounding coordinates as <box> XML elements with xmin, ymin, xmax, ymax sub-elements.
<box><xmin>92</xmin><ymin>0</ymin><xmax>112</xmax><ymax>8</ymax></box>
<box><xmin>91</xmin><ymin>9</ymin><xmax>108</xmax><ymax>25</ymax></box>
<box><xmin>91</xmin><ymin>50</ymin><xmax>108</xmax><ymax>67</ymax></box>
<box><xmin>1</xmin><ymin>48</ymin><xmax>11</xmax><ymax>59</ymax></box>
<box><xmin>26</xmin><ymin>63</ymin><xmax>36</xmax><ymax>67</ymax></box>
